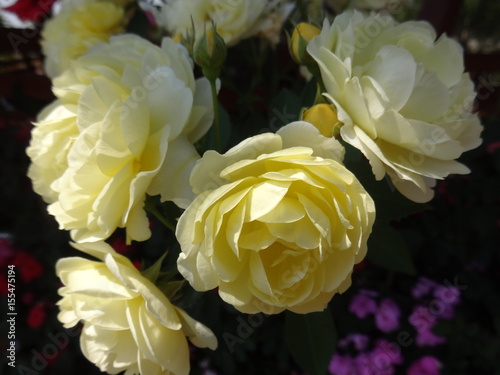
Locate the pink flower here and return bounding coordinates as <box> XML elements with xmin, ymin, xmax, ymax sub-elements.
<box><xmin>349</xmin><ymin>290</ymin><xmax>378</xmax><ymax>319</ymax></box>
<box><xmin>354</xmin><ymin>352</ymin><xmax>396</xmax><ymax>375</ymax></box>
<box><xmin>354</xmin><ymin>353</ymin><xmax>377</xmax><ymax>375</ymax></box>
<box><xmin>433</xmin><ymin>285</ymin><xmax>461</xmax><ymax>307</ymax></box>
<box><xmin>411</xmin><ymin>277</ymin><xmax>438</xmax><ymax>300</ymax></box>
<box><xmin>409</xmin><ymin>306</ymin><xmax>436</xmax><ymax>332</ymax></box>
<box><xmin>339</xmin><ymin>333</ymin><xmax>370</xmax><ymax>351</ymax></box>
<box><xmin>375</xmin><ymin>299</ymin><xmax>401</xmax><ymax>333</ymax></box>
<box><xmin>415</xmin><ymin>327</ymin><xmax>446</xmax><ymax>347</ymax></box>
<box><xmin>407</xmin><ymin>356</ymin><xmax>441</xmax><ymax>375</ymax></box>
<box><xmin>371</xmin><ymin>339</ymin><xmax>403</xmax><ymax>366</ymax></box>
<box><xmin>329</xmin><ymin>353</ymin><xmax>355</xmax><ymax>375</ymax></box>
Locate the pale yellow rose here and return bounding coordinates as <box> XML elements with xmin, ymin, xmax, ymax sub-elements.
<box><xmin>27</xmin><ymin>35</ymin><xmax>214</xmax><ymax>243</ymax></box>
<box><xmin>161</xmin><ymin>0</ymin><xmax>293</xmax><ymax>47</ymax></box>
<box><xmin>307</xmin><ymin>11</ymin><xmax>483</xmax><ymax>202</ymax></box>
<box><xmin>41</xmin><ymin>1</ymin><xmax>125</xmax><ymax>78</ymax></box>
<box><xmin>57</xmin><ymin>241</ymin><xmax>217</xmax><ymax>375</ymax></box>
<box><xmin>176</xmin><ymin>122</ymin><xmax>375</xmax><ymax>314</ymax></box>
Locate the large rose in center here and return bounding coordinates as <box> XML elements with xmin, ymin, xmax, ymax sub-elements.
<box><xmin>176</xmin><ymin>122</ymin><xmax>375</xmax><ymax>314</ymax></box>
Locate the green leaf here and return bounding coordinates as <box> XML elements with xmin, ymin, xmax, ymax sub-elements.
<box><xmin>285</xmin><ymin>310</ymin><xmax>337</xmax><ymax>375</ymax></box>
<box><xmin>141</xmin><ymin>251</ymin><xmax>168</xmax><ymax>282</ymax></box>
<box><xmin>158</xmin><ymin>280</ymin><xmax>185</xmax><ymax>300</ymax></box>
<box><xmin>366</xmin><ymin>224</ymin><xmax>416</xmax><ymax>275</ymax></box>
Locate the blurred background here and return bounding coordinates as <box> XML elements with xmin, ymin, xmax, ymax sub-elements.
<box><xmin>1</xmin><ymin>0</ymin><xmax>499</xmax><ymax>374</ymax></box>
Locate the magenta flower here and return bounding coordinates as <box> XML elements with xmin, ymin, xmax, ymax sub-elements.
<box><xmin>433</xmin><ymin>285</ymin><xmax>461</xmax><ymax>307</ymax></box>
<box><xmin>411</xmin><ymin>277</ymin><xmax>438</xmax><ymax>300</ymax></box>
<box><xmin>415</xmin><ymin>326</ymin><xmax>446</xmax><ymax>347</ymax></box>
<box><xmin>329</xmin><ymin>353</ymin><xmax>355</xmax><ymax>375</ymax></box>
<box><xmin>409</xmin><ymin>305</ymin><xmax>436</xmax><ymax>332</ymax></box>
<box><xmin>375</xmin><ymin>299</ymin><xmax>401</xmax><ymax>333</ymax></box>
<box><xmin>372</xmin><ymin>339</ymin><xmax>403</xmax><ymax>366</ymax></box>
<box><xmin>349</xmin><ymin>290</ymin><xmax>378</xmax><ymax>319</ymax></box>
<box><xmin>355</xmin><ymin>352</ymin><xmax>397</xmax><ymax>375</ymax></box>
<box><xmin>433</xmin><ymin>300</ymin><xmax>456</xmax><ymax>320</ymax></box>
<box><xmin>339</xmin><ymin>333</ymin><xmax>370</xmax><ymax>351</ymax></box>
<box><xmin>354</xmin><ymin>353</ymin><xmax>378</xmax><ymax>375</ymax></box>
<box><xmin>407</xmin><ymin>356</ymin><xmax>441</xmax><ymax>375</ymax></box>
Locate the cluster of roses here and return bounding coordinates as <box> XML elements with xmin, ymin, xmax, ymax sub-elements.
<box><xmin>25</xmin><ymin>0</ymin><xmax>482</xmax><ymax>374</ymax></box>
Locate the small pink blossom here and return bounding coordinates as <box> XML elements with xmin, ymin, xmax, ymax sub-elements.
<box><xmin>411</xmin><ymin>277</ymin><xmax>438</xmax><ymax>300</ymax></box>
<box><xmin>349</xmin><ymin>291</ymin><xmax>378</xmax><ymax>319</ymax></box>
<box><xmin>407</xmin><ymin>356</ymin><xmax>441</xmax><ymax>375</ymax></box>
<box><xmin>354</xmin><ymin>353</ymin><xmax>378</xmax><ymax>375</ymax></box>
<box><xmin>375</xmin><ymin>299</ymin><xmax>401</xmax><ymax>333</ymax></box>
<box><xmin>355</xmin><ymin>352</ymin><xmax>396</xmax><ymax>375</ymax></box>
<box><xmin>372</xmin><ymin>339</ymin><xmax>403</xmax><ymax>366</ymax></box>
<box><xmin>433</xmin><ymin>285</ymin><xmax>461</xmax><ymax>307</ymax></box>
<box><xmin>339</xmin><ymin>333</ymin><xmax>370</xmax><ymax>351</ymax></box>
<box><xmin>409</xmin><ymin>305</ymin><xmax>436</xmax><ymax>332</ymax></box>
<box><xmin>329</xmin><ymin>353</ymin><xmax>355</xmax><ymax>375</ymax></box>
<box><xmin>416</xmin><ymin>327</ymin><xmax>446</xmax><ymax>347</ymax></box>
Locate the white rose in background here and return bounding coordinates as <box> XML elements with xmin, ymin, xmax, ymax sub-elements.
<box><xmin>27</xmin><ymin>34</ymin><xmax>214</xmax><ymax>243</ymax></box>
<box><xmin>41</xmin><ymin>1</ymin><xmax>125</xmax><ymax>78</ymax></box>
<box><xmin>161</xmin><ymin>0</ymin><xmax>294</xmax><ymax>46</ymax></box>
<box><xmin>176</xmin><ymin>122</ymin><xmax>375</xmax><ymax>314</ymax></box>
<box><xmin>57</xmin><ymin>241</ymin><xmax>217</xmax><ymax>375</ymax></box>
<box><xmin>307</xmin><ymin>11</ymin><xmax>483</xmax><ymax>202</ymax></box>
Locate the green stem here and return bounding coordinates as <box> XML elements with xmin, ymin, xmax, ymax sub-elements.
<box><xmin>208</xmin><ymin>75</ymin><xmax>221</xmax><ymax>152</ymax></box>
<box><xmin>144</xmin><ymin>198</ymin><xmax>176</xmax><ymax>232</ymax></box>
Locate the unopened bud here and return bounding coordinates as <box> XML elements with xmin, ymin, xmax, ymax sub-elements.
<box><xmin>289</xmin><ymin>22</ymin><xmax>321</xmax><ymax>65</ymax></box>
<box><xmin>302</xmin><ymin>103</ymin><xmax>343</xmax><ymax>137</ymax></box>
<box><xmin>194</xmin><ymin>23</ymin><xmax>227</xmax><ymax>81</ymax></box>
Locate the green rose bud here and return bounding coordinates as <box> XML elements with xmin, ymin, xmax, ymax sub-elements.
<box><xmin>194</xmin><ymin>23</ymin><xmax>227</xmax><ymax>81</ymax></box>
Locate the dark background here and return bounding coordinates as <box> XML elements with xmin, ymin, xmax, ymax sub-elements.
<box><xmin>1</xmin><ymin>0</ymin><xmax>499</xmax><ymax>374</ymax></box>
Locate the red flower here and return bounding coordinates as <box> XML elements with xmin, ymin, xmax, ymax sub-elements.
<box><xmin>110</xmin><ymin>236</ymin><xmax>134</xmax><ymax>254</ymax></box>
<box><xmin>11</xmin><ymin>251</ymin><xmax>44</xmax><ymax>283</ymax></box>
<box><xmin>132</xmin><ymin>260</ymin><xmax>142</xmax><ymax>270</ymax></box>
<box><xmin>4</xmin><ymin>0</ymin><xmax>55</xmax><ymax>22</ymax></box>
<box><xmin>27</xmin><ymin>303</ymin><xmax>46</xmax><ymax>328</ymax></box>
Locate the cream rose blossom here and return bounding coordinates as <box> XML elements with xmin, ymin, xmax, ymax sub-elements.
<box><xmin>57</xmin><ymin>241</ymin><xmax>217</xmax><ymax>375</ymax></box>
<box><xmin>41</xmin><ymin>1</ymin><xmax>125</xmax><ymax>78</ymax></box>
<box><xmin>161</xmin><ymin>0</ymin><xmax>293</xmax><ymax>46</ymax></box>
<box><xmin>176</xmin><ymin>122</ymin><xmax>375</xmax><ymax>314</ymax></box>
<box><xmin>307</xmin><ymin>11</ymin><xmax>483</xmax><ymax>202</ymax></box>
<box><xmin>27</xmin><ymin>34</ymin><xmax>214</xmax><ymax>243</ymax></box>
